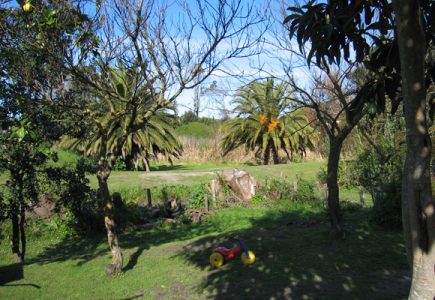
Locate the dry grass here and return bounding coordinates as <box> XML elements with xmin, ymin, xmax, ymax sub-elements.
<box><xmin>178</xmin><ymin>136</ymin><xmax>325</xmax><ymax>164</ymax></box>
<box><xmin>178</xmin><ymin>136</ymin><xmax>256</xmax><ymax>163</ymax></box>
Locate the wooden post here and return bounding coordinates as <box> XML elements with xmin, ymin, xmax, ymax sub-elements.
<box><xmin>211</xmin><ymin>179</ymin><xmax>217</xmax><ymax>208</ymax></box>
<box><xmin>146</xmin><ymin>188</ymin><xmax>152</xmax><ymax>207</ymax></box>
<box><xmin>204</xmin><ymin>194</ymin><xmax>209</xmax><ymax>212</ymax></box>
<box><xmin>359</xmin><ymin>186</ymin><xmax>365</xmax><ymax>208</ymax></box>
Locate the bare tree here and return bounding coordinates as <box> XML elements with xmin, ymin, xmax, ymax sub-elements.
<box><xmin>288</xmin><ymin>65</ymin><xmax>366</xmax><ymax>235</ymax></box>
<box><xmin>200</xmin><ymin>80</ymin><xmax>232</xmax><ymax>119</ymax></box>
<box><xmin>262</xmin><ymin>6</ymin><xmax>367</xmax><ymax>234</ymax></box>
<box><xmin>59</xmin><ymin>0</ymin><xmax>267</xmax><ymax>275</ymax></box>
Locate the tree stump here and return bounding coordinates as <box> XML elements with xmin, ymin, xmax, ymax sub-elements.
<box><xmin>217</xmin><ymin>169</ymin><xmax>257</xmax><ymax>204</ymax></box>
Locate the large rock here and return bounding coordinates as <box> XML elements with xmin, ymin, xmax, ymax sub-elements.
<box><xmin>219</xmin><ymin>169</ymin><xmax>257</xmax><ymax>203</ymax></box>
<box><xmin>32</xmin><ymin>193</ymin><xmax>57</xmax><ymax>219</ymax></box>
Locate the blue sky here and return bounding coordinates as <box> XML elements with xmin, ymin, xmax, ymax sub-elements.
<box><xmin>173</xmin><ymin>0</ymin><xmax>303</xmax><ymax>118</ymax></box>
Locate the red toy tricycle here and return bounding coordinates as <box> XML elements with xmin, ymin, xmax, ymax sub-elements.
<box><xmin>209</xmin><ymin>238</ymin><xmax>256</xmax><ymax>268</ymax></box>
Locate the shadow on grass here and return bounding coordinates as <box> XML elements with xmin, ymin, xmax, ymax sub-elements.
<box><xmin>150</xmin><ymin>165</ymin><xmax>190</xmax><ymax>172</ymax></box>
<box><xmin>22</xmin><ymin>211</ymin><xmax>221</xmax><ymax>272</ymax></box>
<box><xmin>3</xmin><ymin>206</ymin><xmax>410</xmax><ymax>299</ymax></box>
<box><xmin>175</xmin><ymin>209</ymin><xmax>410</xmax><ymax>300</ymax></box>
<box><xmin>0</xmin><ymin>263</ymin><xmax>40</xmax><ymax>288</ymax></box>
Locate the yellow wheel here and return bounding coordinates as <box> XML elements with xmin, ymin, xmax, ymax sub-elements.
<box><xmin>210</xmin><ymin>252</ymin><xmax>225</xmax><ymax>268</ymax></box>
<box><xmin>241</xmin><ymin>251</ymin><xmax>256</xmax><ymax>265</ymax></box>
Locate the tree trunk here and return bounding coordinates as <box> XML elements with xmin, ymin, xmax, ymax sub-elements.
<box><xmin>19</xmin><ymin>203</ymin><xmax>26</xmax><ymax>262</ymax></box>
<box><xmin>271</xmin><ymin>144</ymin><xmax>279</xmax><ymax>164</ymax></box>
<box><xmin>11</xmin><ymin>206</ymin><xmax>21</xmax><ymax>263</ymax></box>
<box><xmin>97</xmin><ymin>169</ymin><xmax>123</xmax><ymax>275</ymax></box>
<box><xmin>143</xmin><ymin>157</ymin><xmax>150</xmax><ymax>172</ymax></box>
<box><xmin>124</xmin><ymin>154</ymin><xmax>135</xmax><ymax>171</ymax></box>
<box><xmin>263</xmin><ymin>142</ymin><xmax>270</xmax><ymax>165</ymax></box>
<box><xmin>143</xmin><ymin>158</ymin><xmax>152</xmax><ymax>207</ymax></box>
<box><xmin>326</xmin><ymin>138</ymin><xmax>344</xmax><ymax>235</ymax></box>
<box><xmin>393</xmin><ymin>0</ymin><xmax>435</xmax><ymax>298</ymax></box>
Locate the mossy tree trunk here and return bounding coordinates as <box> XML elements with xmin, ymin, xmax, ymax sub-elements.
<box><xmin>98</xmin><ymin>168</ymin><xmax>123</xmax><ymax>275</ymax></box>
<box><xmin>97</xmin><ymin>137</ymin><xmax>123</xmax><ymax>275</ymax></box>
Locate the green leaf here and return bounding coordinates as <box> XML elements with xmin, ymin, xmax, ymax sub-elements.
<box><xmin>15</xmin><ymin>126</ymin><xmax>27</xmax><ymax>141</ymax></box>
<box><xmin>116</xmin><ymin>83</ymin><xmax>126</xmax><ymax>98</ymax></box>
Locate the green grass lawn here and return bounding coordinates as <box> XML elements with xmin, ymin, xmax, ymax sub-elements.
<box><xmin>0</xmin><ymin>160</ymin><xmax>408</xmax><ymax>299</ymax></box>
<box><xmin>0</xmin><ymin>205</ymin><xmax>409</xmax><ymax>299</ymax></box>
<box><xmin>87</xmin><ymin>161</ymin><xmax>326</xmax><ymax>190</ymax></box>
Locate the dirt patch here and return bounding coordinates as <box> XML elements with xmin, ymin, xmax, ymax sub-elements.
<box><xmin>138</xmin><ymin>170</ymin><xmax>218</xmax><ymax>184</ymax></box>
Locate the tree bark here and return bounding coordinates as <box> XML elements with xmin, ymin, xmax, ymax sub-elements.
<box><xmin>263</xmin><ymin>142</ymin><xmax>270</xmax><ymax>165</ymax></box>
<box><xmin>271</xmin><ymin>144</ymin><xmax>279</xmax><ymax>164</ymax></box>
<box><xmin>143</xmin><ymin>158</ymin><xmax>152</xmax><ymax>207</ymax></box>
<box><xmin>19</xmin><ymin>203</ymin><xmax>26</xmax><ymax>262</ymax></box>
<box><xmin>326</xmin><ymin>137</ymin><xmax>344</xmax><ymax>235</ymax></box>
<box><xmin>97</xmin><ymin>168</ymin><xmax>123</xmax><ymax>275</ymax></box>
<box><xmin>143</xmin><ymin>157</ymin><xmax>151</xmax><ymax>172</ymax></box>
<box><xmin>393</xmin><ymin>0</ymin><xmax>435</xmax><ymax>298</ymax></box>
<box><xmin>124</xmin><ymin>154</ymin><xmax>135</xmax><ymax>171</ymax></box>
<box><xmin>11</xmin><ymin>206</ymin><xmax>21</xmax><ymax>263</ymax></box>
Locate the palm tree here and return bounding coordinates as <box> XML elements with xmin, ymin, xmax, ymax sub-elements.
<box><xmin>121</xmin><ymin>112</ymin><xmax>182</xmax><ymax>171</ymax></box>
<box><xmin>62</xmin><ymin>69</ymin><xmax>182</xmax><ymax>171</ymax></box>
<box><xmin>59</xmin><ymin>62</ymin><xmax>182</xmax><ymax>273</ymax></box>
<box><xmin>221</xmin><ymin>78</ymin><xmax>315</xmax><ymax>164</ymax></box>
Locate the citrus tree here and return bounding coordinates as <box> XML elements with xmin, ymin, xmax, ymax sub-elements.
<box><xmin>221</xmin><ymin>78</ymin><xmax>315</xmax><ymax>164</ymax></box>
<box><xmin>0</xmin><ymin>0</ymin><xmax>95</xmax><ymax>263</ymax></box>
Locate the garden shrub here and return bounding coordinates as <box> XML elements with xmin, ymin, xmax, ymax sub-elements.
<box><xmin>293</xmin><ymin>178</ymin><xmax>322</xmax><ymax>207</ymax></box>
<box><xmin>251</xmin><ymin>194</ymin><xmax>266</xmax><ymax>205</ymax></box>
<box><xmin>117</xmin><ymin>187</ymin><xmax>146</xmax><ymax>204</ymax></box>
<box><xmin>258</xmin><ymin>177</ymin><xmax>321</xmax><ymax>207</ymax></box>
<box><xmin>371</xmin><ymin>180</ymin><xmax>402</xmax><ymax>228</ymax></box>
<box><xmin>338</xmin><ymin>161</ymin><xmax>359</xmax><ymax>189</ymax></box>
<box><xmin>78</xmin><ymin>156</ymin><xmax>99</xmax><ymax>173</ymax></box>
<box><xmin>37</xmin><ymin>213</ymin><xmax>77</xmax><ymax>239</ymax></box>
<box><xmin>113</xmin><ymin>156</ymin><xmax>127</xmax><ymax>171</ymax></box>
<box><xmin>43</xmin><ymin>163</ymin><xmax>104</xmax><ymax>234</ymax></box>
<box><xmin>154</xmin><ymin>184</ymin><xmax>209</xmax><ymax>210</ymax></box>
<box><xmin>354</xmin><ymin>146</ymin><xmax>403</xmax><ymax>229</ymax></box>
<box><xmin>316</xmin><ymin>167</ymin><xmax>327</xmax><ymax>185</ymax></box>
<box><xmin>259</xmin><ymin>177</ymin><xmax>294</xmax><ymax>201</ymax></box>
<box><xmin>317</xmin><ymin>160</ymin><xmax>359</xmax><ymax>189</ymax></box>
<box><xmin>185</xmin><ymin>184</ymin><xmax>208</xmax><ymax>210</ymax></box>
